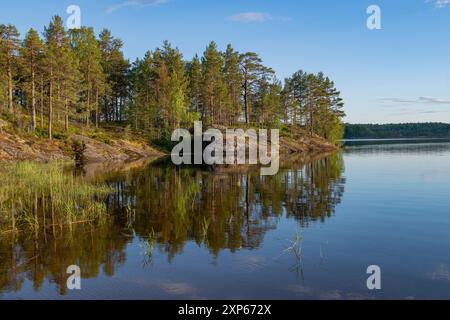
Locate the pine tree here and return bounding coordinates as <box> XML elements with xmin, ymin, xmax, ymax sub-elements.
<box><xmin>98</xmin><ymin>29</ymin><xmax>129</xmax><ymax>123</ymax></box>
<box><xmin>201</xmin><ymin>41</ymin><xmax>228</xmax><ymax>125</ymax></box>
<box><xmin>155</xmin><ymin>52</ymin><xmax>170</xmax><ymax>131</ymax></box>
<box><xmin>70</xmin><ymin>27</ymin><xmax>104</xmax><ymax>127</ymax></box>
<box><xmin>161</xmin><ymin>41</ymin><xmax>189</xmax><ymax>129</ymax></box>
<box><xmin>43</xmin><ymin>16</ymin><xmax>63</xmax><ymax>139</ymax></box>
<box><xmin>93</xmin><ymin>66</ymin><xmax>107</xmax><ymax>128</ymax></box>
<box><xmin>288</xmin><ymin>70</ymin><xmax>308</xmax><ymax>126</ymax></box>
<box><xmin>60</xmin><ymin>44</ymin><xmax>81</xmax><ymax>131</ymax></box>
<box><xmin>240</xmin><ymin>52</ymin><xmax>274</xmax><ymax>125</ymax></box>
<box><xmin>223</xmin><ymin>44</ymin><xmax>242</xmax><ymax>125</ymax></box>
<box><xmin>253</xmin><ymin>78</ymin><xmax>282</xmax><ymax>127</ymax></box>
<box><xmin>43</xmin><ymin>16</ymin><xmax>76</xmax><ymax>138</ymax></box>
<box><xmin>0</xmin><ymin>24</ymin><xmax>20</xmax><ymax>113</ymax></box>
<box><xmin>281</xmin><ymin>79</ymin><xmax>295</xmax><ymax>124</ymax></box>
<box><xmin>315</xmin><ymin>74</ymin><xmax>345</xmax><ymax>142</ymax></box>
<box><xmin>20</xmin><ymin>29</ymin><xmax>43</xmax><ymax>132</ymax></box>
<box><xmin>187</xmin><ymin>54</ymin><xmax>202</xmax><ymax>114</ymax></box>
<box><xmin>98</xmin><ymin>29</ymin><xmax>113</xmax><ymax>122</ymax></box>
<box><xmin>131</xmin><ymin>51</ymin><xmax>156</xmax><ymax>134</ymax></box>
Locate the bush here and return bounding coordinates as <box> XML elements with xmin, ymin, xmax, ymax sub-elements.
<box><xmin>72</xmin><ymin>140</ymin><xmax>87</xmax><ymax>167</ymax></box>
<box><xmin>35</xmin><ymin>127</ymin><xmax>48</xmax><ymax>138</ymax></box>
<box><xmin>53</xmin><ymin>132</ymin><xmax>68</xmax><ymax>140</ymax></box>
<box><xmin>1</xmin><ymin>111</ymin><xmax>15</xmax><ymax>123</ymax></box>
<box><xmin>151</xmin><ymin>135</ymin><xmax>177</xmax><ymax>152</ymax></box>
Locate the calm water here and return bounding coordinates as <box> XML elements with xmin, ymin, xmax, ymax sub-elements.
<box><xmin>1</xmin><ymin>140</ymin><xmax>450</xmax><ymax>300</ymax></box>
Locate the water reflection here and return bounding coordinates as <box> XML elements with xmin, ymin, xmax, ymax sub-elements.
<box><xmin>0</xmin><ymin>219</ymin><xmax>129</xmax><ymax>296</ymax></box>
<box><xmin>0</xmin><ymin>152</ymin><xmax>345</xmax><ymax>296</ymax></box>
<box><xmin>107</xmin><ymin>153</ymin><xmax>345</xmax><ymax>259</ymax></box>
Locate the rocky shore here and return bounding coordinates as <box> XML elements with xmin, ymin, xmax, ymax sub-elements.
<box><xmin>0</xmin><ymin>120</ymin><xmax>337</xmax><ymax>164</ymax></box>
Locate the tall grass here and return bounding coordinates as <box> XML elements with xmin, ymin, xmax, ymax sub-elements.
<box><xmin>284</xmin><ymin>229</ymin><xmax>304</xmax><ymax>277</ymax></box>
<box><xmin>0</xmin><ymin>162</ymin><xmax>112</xmax><ymax>234</ymax></box>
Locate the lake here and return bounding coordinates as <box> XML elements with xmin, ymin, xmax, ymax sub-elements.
<box><xmin>1</xmin><ymin>139</ymin><xmax>450</xmax><ymax>300</ymax></box>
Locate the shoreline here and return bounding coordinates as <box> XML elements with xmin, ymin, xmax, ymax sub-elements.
<box><xmin>0</xmin><ymin>126</ymin><xmax>338</xmax><ymax>165</ymax></box>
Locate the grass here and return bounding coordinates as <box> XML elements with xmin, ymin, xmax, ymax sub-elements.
<box><xmin>285</xmin><ymin>229</ymin><xmax>303</xmax><ymax>262</ymax></box>
<box><xmin>283</xmin><ymin>229</ymin><xmax>304</xmax><ymax>279</ymax></box>
<box><xmin>0</xmin><ymin>161</ymin><xmax>112</xmax><ymax>235</ymax></box>
<box><xmin>0</xmin><ymin>110</ymin><xmax>138</xmax><ymax>142</ymax></box>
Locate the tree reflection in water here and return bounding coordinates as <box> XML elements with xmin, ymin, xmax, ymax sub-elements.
<box><xmin>0</xmin><ymin>152</ymin><xmax>345</xmax><ymax>295</ymax></box>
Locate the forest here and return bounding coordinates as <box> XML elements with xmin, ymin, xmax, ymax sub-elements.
<box><xmin>344</xmin><ymin>123</ymin><xmax>450</xmax><ymax>139</ymax></box>
<box><xmin>0</xmin><ymin>15</ymin><xmax>346</xmax><ymax>149</ymax></box>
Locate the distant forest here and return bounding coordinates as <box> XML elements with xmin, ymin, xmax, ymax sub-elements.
<box><xmin>344</xmin><ymin>123</ymin><xmax>450</xmax><ymax>139</ymax></box>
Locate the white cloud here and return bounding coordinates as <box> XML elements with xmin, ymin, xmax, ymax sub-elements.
<box><xmin>379</xmin><ymin>98</ymin><xmax>416</xmax><ymax>104</ymax></box>
<box><xmin>227</xmin><ymin>12</ymin><xmax>275</xmax><ymax>23</ymax></box>
<box><xmin>426</xmin><ymin>0</ymin><xmax>450</xmax><ymax>8</ymax></box>
<box><xmin>107</xmin><ymin>0</ymin><xmax>168</xmax><ymax>13</ymax></box>
<box><xmin>380</xmin><ymin>97</ymin><xmax>450</xmax><ymax>105</ymax></box>
<box><xmin>227</xmin><ymin>12</ymin><xmax>291</xmax><ymax>23</ymax></box>
<box><xmin>380</xmin><ymin>96</ymin><xmax>450</xmax><ymax>116</ymax></box>
<box><xmin>418</xmin><ymin>96</ymin><xmax>450</xmax><ymax>104</ymax></box>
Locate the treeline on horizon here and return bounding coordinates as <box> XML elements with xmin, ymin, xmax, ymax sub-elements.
<box><xmin>344</xmin><ymin>123</ymin><xmax>450</xmax><ymax>139</ymax></box>
<box><xmin>0</xmin><ymin>15</ymin><xmax>346</xmax><ymax>146</ymax></box>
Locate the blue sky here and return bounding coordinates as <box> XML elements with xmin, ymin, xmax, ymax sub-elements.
<box><xmin>1</xmin><ymin>0</ymin><xmax>450</xmax><ymax>124</ymax></box>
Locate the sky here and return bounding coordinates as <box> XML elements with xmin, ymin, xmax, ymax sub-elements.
<box><xmin>1</xmin><ymin>0</ymin><xmax>450</xmax><ymax>124</ymax></box>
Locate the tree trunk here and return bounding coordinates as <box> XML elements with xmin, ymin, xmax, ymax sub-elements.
<box><xmin>8</xmin><ymin>62</ymin><xmax>13</xmax><ymax>114</ymax></box>
<box><xmin>48</xmin><ymin>68</ymin><xmax>53</xmax><ymax>140</ymax></box>
<box><xmin>31</xmin><ymin>63</ymin><xmax>36</xmax><ymax>132</ymax></box>
<box><xmin>86</xmin><ymin>62</ymin><xmax>91</xmax><ymax>127</ymax></box>
<box><xmin>119</xmin><ymin>98</ymin><xmax>123</xmax><ymax>122</ymax></box>
<box><xmin>95</xmin><ymin>88</ymin><xmax>99</xmax><ymax>128</ymax></box>
<box><xmin>56</xmin><ymin>81</ymin><xmax>61</xmax><ymax>124</ymax></box>
<box><xmin>65</xmin><ymin>97</ymin><xmax>69</xmax><ymax>132</ymax></box>
<box><xmin>244</xmin><ymin>80</ymin><xmax>249</xmax><ymax>125</ymax></box>
<box><xmin>86</xmin><ymin>86</ymin><xmax>91</xmax><ymax>127</ymax></box>
<box><xmin>40</xmin><ymin>74</ymin><xmax>44</xmax><ymax>129</ymax></box>
<box><xmin>115</xmin><ymin>96</ymin><xmax>119</xmax><ymax>122</ymax></box>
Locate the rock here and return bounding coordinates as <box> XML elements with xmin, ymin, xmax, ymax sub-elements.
<box><xmin>70</xmin><ymin>134</ymin><xmax>164</xmax><ymax>163</ymax></box>
<box><xmin>0</xmin><ymin>131</ymin><xmax>68</xmax><ymax>162</ymax></box>
<box><xmin>0</xmin><ymin>130</ymin><xmax>164</xmax><ymax>163</ymax></box>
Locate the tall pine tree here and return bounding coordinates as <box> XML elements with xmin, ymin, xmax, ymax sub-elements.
<box><xmin>0</xmin><ymin>24</ymin><xmax>20</xmax><ymax>113</ymax></box>
<box><xmin>20</xmin><ymin>29</ymin><xmax>43</xmax><ymax>131</ymax></box>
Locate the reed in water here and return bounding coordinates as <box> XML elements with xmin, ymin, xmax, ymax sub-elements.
<box><xmin>0</xmin><ymin>162</ymin><xmax>111</xmax><ymax>234</ymax></box>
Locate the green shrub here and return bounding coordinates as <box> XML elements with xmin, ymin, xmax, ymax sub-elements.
<box><xmin>52</xmin><ymin>132</ymin><xmax>68</xmax><ymax>140</ymax></box>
